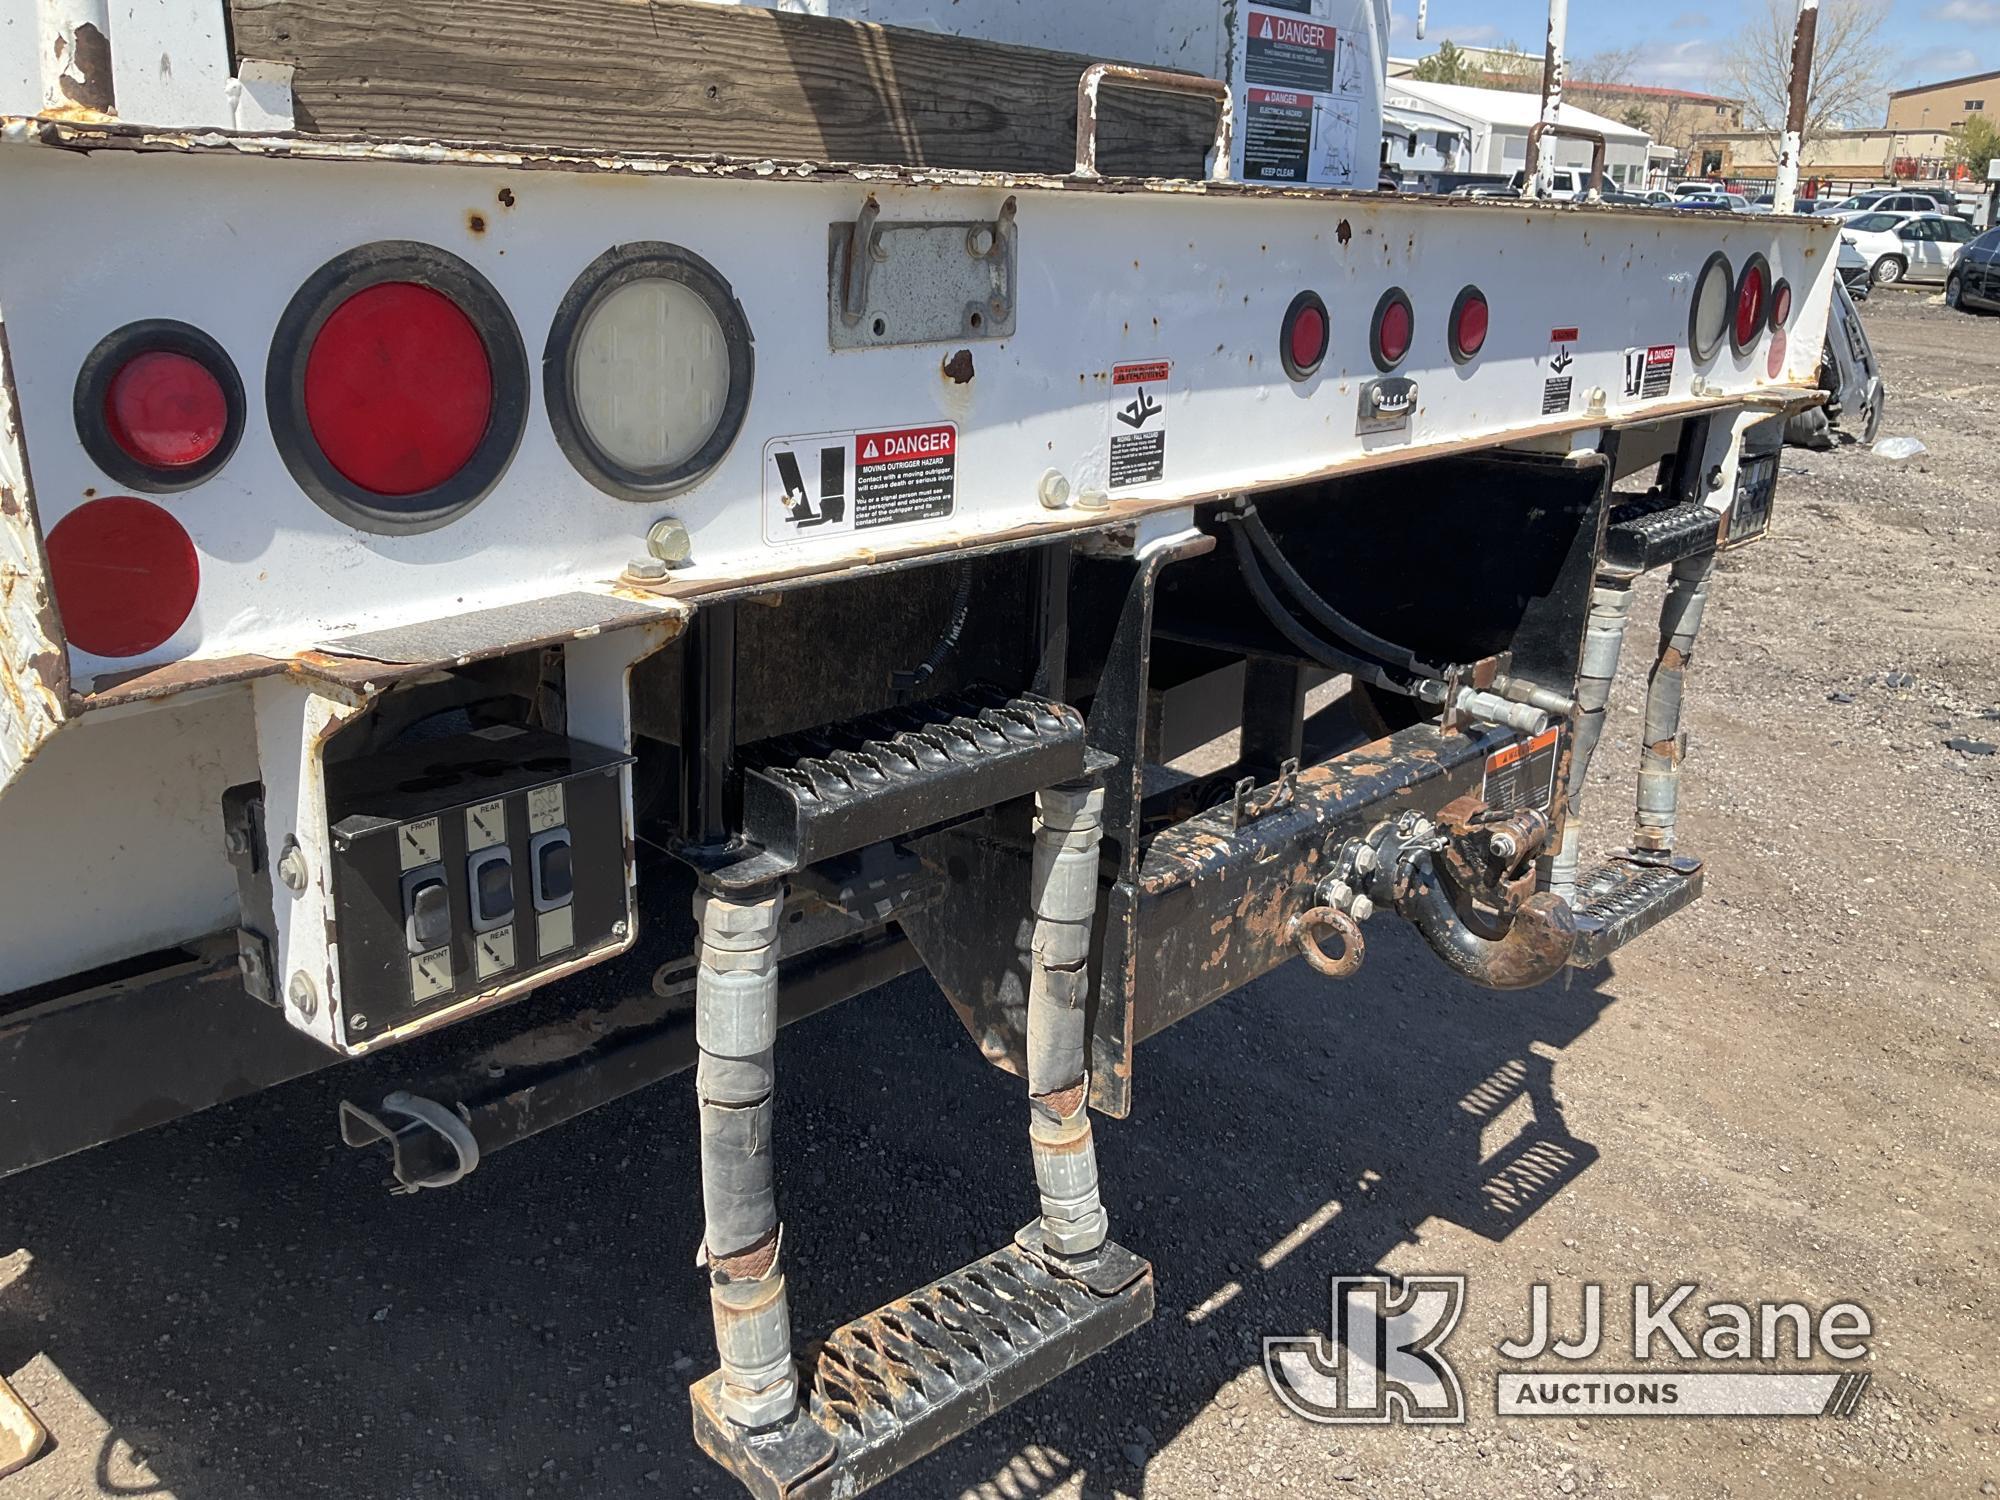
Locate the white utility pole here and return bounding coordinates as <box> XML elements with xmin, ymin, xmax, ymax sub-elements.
<box><xmin>1532</xmin><ymin>0</ymin><xmax>1569</xmax><ymax>198</ymax></box>
<box><xmin>1774</xmin><ymin>0</ymin><xmax>1821</xmax><ymax>214</ymax></box>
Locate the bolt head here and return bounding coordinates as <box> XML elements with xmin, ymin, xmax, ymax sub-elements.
<box><xmin>1490</xmin><ymin>831</ymin><xmax>1520</xmax><ymax>860</ymax></box>
<box><xmin>624</xmin><ymin>556</ymin><xmax>670</xmax><ymax>583</ymax></box>
<box><xmin>1039</xmin><ymin>1207</ymin><xmax>1110</xmax><ymax>1257</ymax></box>
<box><xmin>1038</xmin><ymin>468</ymin><xmax>1072</xmax><ymax>510</ymax></box>
<box><xmin>277</xmin><ymin>845</ymin><xmax>308</xmax><ymax>894</ymax></box>
<box><xmin>349</xmin><ymin>1012</ymin><xmax>370</xmax><ymax>1033</ymax></box>
<box><xmin>1353</xmin><ymin>845</ymin><xmax>1380</xmax><ymax>874</ymax></box>
<box><xmin>968</xmin><ymin>225</ymin><xmax>996</xmax><ymax>257</ymax></box>
<box><xmin>715</xmin><ymin>1367</ymin><xmax>799</xmax><ymax>1432</ymax></box>
<box><xmin>286</xmin><ymin>971</ymin><xmax>318</xmax><ymax>1019</ymax></box>
<box><xmin>1350</xmin><ymin>893</ymin><xmax>1376</xmax><ymax>922</ymax></box>
<box><xmin>646</xmin><ymin>518</ymin><xmax>693</xmax><ymax>565</ymax></box>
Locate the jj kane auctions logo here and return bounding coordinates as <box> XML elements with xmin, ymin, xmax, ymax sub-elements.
<box><xmin>1265</xmin><ymin>1278</ymin><xmax>1873</xmax><ymax>1424</ymax></box>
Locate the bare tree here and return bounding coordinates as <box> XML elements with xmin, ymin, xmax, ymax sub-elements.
<box><xmin>1575</xmin><ymin>45</ymin><xmax>1643</xmax><ymax>88</ymax></box>
<box><xmin>1719</xmin><ymin>0</ymin><xmax>1891</xmax><ymax>144</ymax></box>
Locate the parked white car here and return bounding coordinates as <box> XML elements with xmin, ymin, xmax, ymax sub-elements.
<box><xmin>1839</xmin><ymin>211</ymin><xmax>1977</xmax><ymax>285</ymax></box>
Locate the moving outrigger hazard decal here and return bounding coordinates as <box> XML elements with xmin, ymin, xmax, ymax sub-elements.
<box><xmin>1543</xmin><ymin>326</ymin><xmax>1578</xmax><ymax>415</ymax></box>
<box><xmin>764</xmin><ymin>422</ymin><xmax>957</xmax><ymax>544</ymax></box>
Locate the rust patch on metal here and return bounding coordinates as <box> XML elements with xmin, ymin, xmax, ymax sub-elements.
<box><xmin>1336</xmin><ymin>219</ymin><xmax>1353</xmax><ymax>246</ymax></box>
<box><xmin>941</xmin><ymin>348</ymin><xmax>975</xmax><ymax>384</ymax></box>
<box><xmin>712</xmin><ymin>1231</ymin><xmax>781</xmax><ymax>1282</ymax></box>
<box><xmin>496</xmin><ymin>186</ymin><xmax>516</xmax><ymax>208</ymax></box>
<box><xmin>465</xmin><ymin>210</ymin><xmax>488</xmax><ymax>234</ymax></box>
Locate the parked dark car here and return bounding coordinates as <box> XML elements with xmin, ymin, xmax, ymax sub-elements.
<box><xmin>1786</xmin><ymin>279</ymin><xmax>1883</xmax><ymax>449</ymax></box>
<box><xmin>1945</xmin><ymin>225</ymin><xmax>2000</xmax><ymax>312</ymax></box>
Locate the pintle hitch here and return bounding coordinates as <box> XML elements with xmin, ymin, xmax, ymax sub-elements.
<box><xmin>1330</xmin><ymin>798</ymin><xmax>1579</xmax><ymax>991</ymax></box>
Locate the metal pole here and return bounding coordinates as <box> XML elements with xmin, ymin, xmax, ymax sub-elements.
<box><xmin>1533</xmin><ymin>0</ymin><xmax>1570</xmax><ymax>198</ymax></box>
<box><xmin>1774</xmin><ymin>0</ymin><xmax>1821</xmax><ymax>214</ymax></box>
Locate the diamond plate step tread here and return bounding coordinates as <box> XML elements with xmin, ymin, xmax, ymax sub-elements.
<box><xmin>734</xmin><ymin>686</ymin><xmax>1088</xmax><ymax>876</ymax></box>
<box><xmin>1602</xmin><ymin>497</ymin><xmax>1721</xmax><ymax>576</ymax></box>
<box><xmin>1568</xmin><ymin>858</ymin><xmax>1705</xmax><ymax>967</ymax></box>
<box><xmin>692</xmin><ymin>1231</ymin><xmax>1154</xmax><ymax>1500</ymax></box>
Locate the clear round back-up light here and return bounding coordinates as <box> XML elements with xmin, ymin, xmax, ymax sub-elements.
<box><xmin>545</xmin><ymin>243</ymin><xmax>754</xmax><ymax>502</ymax></box>
<box><xmin>569</xmin><ymin>279</ymin><xmax>732</xmax><ymax>473</ymax></box>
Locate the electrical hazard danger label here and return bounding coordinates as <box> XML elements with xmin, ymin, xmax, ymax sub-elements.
<box><xmin>763</xmin><ymin>422</ymin><xmax>957</xmax><ymax>544</ymax></box>
<box><xmin>1244</xmin><ymin>88</ymin><xmax>1314</xmax><ymax>182</ymax></box>
<box><xmin>1245</xmin><ymin>9</ymin><xmax>1337</xmax><ymax>92</ymax></box>
<box><xmin>1482</xmin><ymin>727</ymin><xmax>1561</xmax><ymax>814</ymax></box>
<box><xmin>1109</xmin><ymin>360</ymin><xmax>1170</xmax><ymax>488</ymax></box>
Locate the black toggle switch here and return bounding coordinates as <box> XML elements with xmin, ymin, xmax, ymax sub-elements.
<box><xmin>531</xmin><ymin>831</ymin><xmax>573</xmax><ymax>909</ymax></box>
<box><xmin>402</xmin><ymin>868</ymin><xmax>451</xmax><ymax>955</ymax></box>
<box><xmin>467</xmin><ymin>848</ymin><xmax>514</xmax><ymax>932</ymax></box>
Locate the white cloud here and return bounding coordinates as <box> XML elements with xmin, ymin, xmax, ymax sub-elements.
<box><xmin>1905</xmin><ymin>44</ymin><xmax>1984</xmax><ymax>79</ymax></box>
<box><xmin>1632</xmin><ymin>40</ymin><xmax>1717</xmax><ymax>88</ymax></box>
<box><xmin>1923</xmin><ymin>0</ymin><xmax>2000</xmax><ymax>20</ymax></box>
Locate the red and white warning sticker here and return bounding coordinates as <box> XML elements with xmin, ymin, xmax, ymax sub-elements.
<box><xmin>1482</xmin><ymin>726</ymin><xmax>1562</xmax><ymax>814</ymax></box>
<box><xmin>1623</xmin><ymin>343</ymin><xmax>1677</xmax><ymax>399</ymax></box>
<box><xmin>763</xmin><ymin>422</ymin><xmax>957</xmax><ymax>545</ymax></box>
<box><xmin>1109</xmin><ymin>360</ymin><xmax>1170</xmax><ymax>489</ymax></box>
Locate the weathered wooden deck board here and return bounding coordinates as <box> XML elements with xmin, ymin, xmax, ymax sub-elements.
<box><xmin>229</xmin><ymin>0</ymin><xmax>1219</xmax><ymax>176</ymax></box>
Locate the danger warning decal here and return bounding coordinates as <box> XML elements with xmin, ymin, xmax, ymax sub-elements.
<box><xmin>1245</xmin><ymin>9</ymin><xmax>1338</xmax><ymax>93</ymax></box>
<box><xmin>1482</xmin><ymin>726</ymin><xmax>1562</xmax><ymax>814</ymax></box>
<box><xmin>1109</xmin><ymin>360</ymin><xmax>1170</xmax><ymax>489</ymax></box>
<box><xmin>1623</xmin><ymin>343</ymin><xmax>1677</xmax><ymax>399</ymax></box>
<box><xmin>763</xmin><ymin>422</ymin><xmax>956</xmax><ymax>545</ymax></box>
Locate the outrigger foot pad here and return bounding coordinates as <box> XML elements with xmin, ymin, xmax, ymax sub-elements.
<box><xmin>1567</xmin><ymin>854</ymin><xmax>1705</xmax><ymax>967</ymax></box>
<box><xmin>692</xmin><ymin>1227</ymin><xmax>1154</xmax><ymax>1500</ymax></box>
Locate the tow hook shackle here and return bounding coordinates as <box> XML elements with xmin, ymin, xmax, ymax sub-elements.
<box><xmin>1293</xmin><ymin>904</ymin><xmax>1366</xmax><ymax>978</ymax></box>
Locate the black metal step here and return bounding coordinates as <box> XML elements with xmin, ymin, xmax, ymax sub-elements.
<box><xmin>713</xmin><ymin>688</ymin><xmax>1086</xmax><ymax>885</ymax></box>
<box><xmin>692</xmin><ymin>1228</ymin><xmax>1154</xmax><ymax>1500</ymax></box>
<box><xmin>1602</xmin><ymin>495</ymin><xmax>1721</xmax><ymax>576</ymax></box>
<box><xmin>1567</xmin><ymin>855</ymin><xmax>1705</xmax><ymax>967</ymax></box>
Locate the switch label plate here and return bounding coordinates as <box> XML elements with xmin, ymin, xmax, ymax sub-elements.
<box><xmin>466</xmin><ymin>799</ymin><xmax>507</xmax><ymax>850</ymax></box>
<box><xmin>397</xmin><ymin>817</ymin><xmax>441</xmax><ymax>871</ymax></box>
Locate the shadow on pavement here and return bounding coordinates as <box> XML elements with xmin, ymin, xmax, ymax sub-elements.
<box><xmin>0</xmin><ymin>919</ymin><xmax>1614</xmax><ymax>1499</ymax></box>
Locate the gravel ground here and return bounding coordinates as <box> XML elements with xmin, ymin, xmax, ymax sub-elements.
<box><xmin>2</xmin><ymin>288</ymin><xmax>1996</xmax><ymax>1500</ymax></box>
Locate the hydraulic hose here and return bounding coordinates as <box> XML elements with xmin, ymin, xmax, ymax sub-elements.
<box><xmin>897</xmin><ymin>563</ymin><xmax>974</xmax><ymax>696</ymax></box>
<box><xmin>1238</xmin><ymin>509</ymin><xmax>1450</xmax><ymax>679</ymax></box>
<box><xmin>1225</xmin><ymin>520</ymin><xmax>1427</xmax><ymax>697</ymax></box>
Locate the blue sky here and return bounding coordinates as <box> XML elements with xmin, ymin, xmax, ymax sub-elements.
<box><xmin>1392</xmin><ymin>2</ymin><xmax>1999</xmax><ymax>102</ymax></box>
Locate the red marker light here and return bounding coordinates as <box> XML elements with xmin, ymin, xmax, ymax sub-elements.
<box><xmin>104</xmin><ymin>351</ymin><xmax>228</xmax><ymax>469</ymax></box>
<box><xmin>303</xmin><ymin>281</ymin><xmax>493</xmax><ymax>496</ymax></box>
<box><xmin>1769</xmin><ymin>278</ymin><xmax>1794</xmax><ymax>330</ymax></box>
<box><xmin>1289</xmin><ymin>304</ymin><xmax>1327</xmax><ymax>371</ymax></box>
<box><xmin>1450</xmin><ymin>287</ymin><xmax>1489</xmax><ymax>363</ymax></box>
<box><xmin>1371</xmin><ymin>288</ymin><xmax>1415</xmax><ymax>371</ymax></box>
<box><xmin>45</xmin><ymin>497</ymin><xmax>200</xmax><ymax>658</ymax></box>
<box><xmin>1280</xmin><ymin>291</ymin><xmax>1330</xmax><ymax>380</ymax></box>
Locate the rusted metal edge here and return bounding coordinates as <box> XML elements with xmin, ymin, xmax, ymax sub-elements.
<box><xmin>633</xmin><ymin>389</ymin><xmax>1822</xmax><ymax>605</ymax></box>
<box><xmin>0</xmin><ymin>315</ymin><xmax>69</xmax><ymax>795</ymax></box>
<box><xmin>60</xmin><ymin>385</ymin><xmax>1807</xmax><ymax>716</ymax></box>
<box><xmin>72</xmin><ymin>592</ymin><xmax>690</xmax><ymax>713</ymax></box>
<box><xmin>0</xmin><ymin>114</ymin><xmax>1835</xmax><ymax>228</ymax></box>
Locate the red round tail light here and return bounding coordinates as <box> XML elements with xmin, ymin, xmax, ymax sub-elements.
<box><xmin>270</xmin><ymin>243</ymin><xmax>528</xmax><ymax>533</ymax></box>
<box><xmin>75</xmin><ymin>321</ymin><xmax>244</xmax><ymax>492</ymax></box>
<box><xmin>1280</xmin><ymin>290</ymin><xmax>1330</xmax><ymax>380</ymax></box>
<box><xmin>1371</xmin><ymin>288</ymin><xmax>1414</xmax><ymax>371</ymax></box>
<box><xmin>1732</xmin><ymin>254</ymin><xmax>1771</xmax><ymax>355</ymax></box>
<box><xmin>45</xmin><ymin>497</ymin><xmax>200</xmax><ymax>658</ymax></box>
<box><xmin>1449</xmin><ymin>286</ymin><xmax>1489</xmax><ymax>363</ymax></box>
<box><xmin>304</xmin><ymin>282</ymin><xmax>493</xmax><ymax>497</ymax></box>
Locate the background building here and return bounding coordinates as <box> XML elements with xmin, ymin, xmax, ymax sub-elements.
<box><xmin>1885</xmin><ymin>69</ymin><xmax>1998</xmax><ymax>134</ymax></box>
<box><xmin>1381</xmin><ymin>79</ymin><xmax>1653</xmax><ymax>189</ymax></box>
<box><xmin>1687</xmin><ymin>126</ymin><xmax>1957</xmax><ymax>193</ymax></box>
